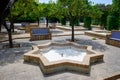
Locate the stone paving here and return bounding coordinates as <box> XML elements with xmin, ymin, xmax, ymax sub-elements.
<box><xmin>0</xmin><ymin>35</ymin><xmax>120</xmax><ymax>80</ymax></box>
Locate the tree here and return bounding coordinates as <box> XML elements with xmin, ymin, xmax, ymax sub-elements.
<box><xmin>84</xmin><ymin>17</ymin><xmax>92</xmax><ymax>30</ymax></box>
<box><xmin>107</xmin><ymin>15</ymin><xmax>119</xmax><ymax>30</ymax></box>
<box><xmin>40</xmin><ymin>3</ymin><xmax>51</xmax><ymax>27</ymax></box>
<box><xmin>83</xmin><ymin>1</ymin><xmax>93</xmax><ymax>30</ymax></box>
<box><xmin>112</xmin><ymin>0</ymin><xmax>120</xmax><ymax>14</ymax></box>
<box><xmin>41</xmin><ymin>1</ymin><xmax>59</xmax><ymax>27</ymax></box>
<box><xmin>107</xmin><ymin>0</ymin><xmax>120</xmax><ymax>30</ymax></box>
<box><xmin>8</xmin><ymin>2</ymin><xmax>24</xmax><ymax>32</ymax></box>
<box><xmin>0</xmin><ymin>25</ymin><xmax>1</xmax><ymax>32</ymax></box>
<box><xmin>60</xmin><ymin>17</ymin><xmax>66</xmax><ymax>25</ymax></box>
<box><xmin>112</xmin><ymin>0</ymin><xmax>120</xmax><ymax>29</ymax></box>
<box><xmin>7</xmin><ymin>0</ymin><xmax>36</xmax><ymax>32</ymax></box>
<box><xmin>0</xmin><ymin>0</ymin><xmax>13</xmax><ymax>33</ymax></box>
<box><xmin>1</xmin><ymin>0</ymin><xmax>18</xmax><ymax>48</ymax></box>
<box><xmin>57</xmin><ymin>0</ymin><xmax>89</xmax><ymax>41</ymax></box>
<box><xmin>89</xmin><ymin>4</ymin><xmax>103</xmax><ymax>26</ymax></box>
<box><xmin>3</xmin><ymin>0</ymin><xmax>36</xmax><ymax>48</ymax></box>
<box><xmin>22</xmin><ymin>1</ymin><xmax>43</xmax><ymax>26</ymax></box>
<box><xmin>94</xmin><ymin>4</ymin><xmax>111</xmax><ymax>29</ymax></box>
<box><xmin>34</xmin><ymin>3</ymin><xmax>44</xmax><ymax>26</ymax></box>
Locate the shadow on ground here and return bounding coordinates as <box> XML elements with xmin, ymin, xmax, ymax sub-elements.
<box><xmin>0</xmin><ymin>42</ymin><xmax>33</xmax><ymax>66</ymax></box>
<box><xmin>75</xmin><ymin>39</ymin><xmax>108</xmax><ymax>52</ymax></box>
<box><xmin>44</xmin><ymin>70</ymin><xmax>90</xmax><ymax>78</ymax></box>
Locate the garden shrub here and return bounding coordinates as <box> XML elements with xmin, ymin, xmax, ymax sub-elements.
<box><xmin>60</xmin><ymin>18</ymin><xmax>66</xmax><ymax>25</ymax></box>
<box><xmin>92</xmin><ymin>37</ymin><xmax>97</xmax><ymax>40</ymax></box>
<box><xmin>74</xmin><ymin>19</ymin><xmax>80</xmax><ymax>26</ymax></box>
<box><xmin>92</xmin><ymin>19</ymin><xmax>100</xmax><ymax>25</ymax></box>
<box><xmin>107</xmin><ymin>15</ymin><xmax>119</xmax><ymax>30</ymax></box>
<box><xmin>84</xmin><ymin>17</ymin><xmax>92</xmax><ymax>30</ymax></box>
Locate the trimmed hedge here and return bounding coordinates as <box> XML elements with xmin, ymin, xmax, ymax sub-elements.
<box><xmin>107</xmin><ymin>15</ymin><xmax>119</xmax><ymax>30</ymax></box>
<box><xmin>74</xmin><ymin>19</ymin><xmax>80</xmax><ymax>26</ymax></box>
<box><xmin>92</xmin><ymin>19</ymin><xmax>100</xmax><ymax>25</ymax></box>
<box><xmin>84</xmin><ymin>17</ymin><xmax>92</xmax><ymax>30</ymax></box>
<box><xmin>60</xmin><ymin>18</ymin><xmax>66</xmax><ymax>25</ymax></box>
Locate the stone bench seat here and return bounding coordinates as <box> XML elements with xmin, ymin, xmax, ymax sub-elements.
<box><xmin>32</xmin><ymin>28</ymin><xmax>49</xmax><ymax>35</ymax></box>
<box><xmin>110</xmin><ymin>38</ymin><xmax>120</xmax><ymax>41</ymax></box>
<box><xmin>106</xmin><ymin>30</ymin><xmax>120</xmax><ymax>47</ymax></box>
<box><xmin>33</xmin><ymin>33</ymin><xmax>49</xmax><ymax>36</ymax></box>
<box><xmin>30</xmin><ymin>28</ymin><xmax>52</xmax><ymax>41</ymax></box>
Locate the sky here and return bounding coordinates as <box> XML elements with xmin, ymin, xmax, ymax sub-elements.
<box><xmin>89</xmin><ymin>0</ymin><xmax>112</xmax><ymax>5</ymax></box>
<box><xmin>39</xmin><ymin>0</ymin><xmax>112</xmax><ymax>5</ymax></box>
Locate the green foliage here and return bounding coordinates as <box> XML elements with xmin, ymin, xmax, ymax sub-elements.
<box><xmin>17</xmin><ymin>15</ymin><xmax>36</xmax><ymax>22</ymax></box>
<box><xmin>92</xmin><ymin>19</ymin><xmax>100</xmax><ymax>25</ymax></box>
<box><xmin>40</xmin><ymin>2</ymin><xmax>60</xmax><ymax>27</ymax></box>
<box><xmin>74</xmin><ymin>19</ymin><xmax>80</xmax><ymax>26</ymax></box>
<box><xmin>84</xmin><ymin>17</ymin><xmax>92</xmax><ymax>30</ymax></box>
<box><xmin>100</xmin><ymin>11</ymin><xmax>108</xmax><ymax>27</ymax></box>
<box><xmin>112</xmin><ymin>0</ymin><xmax>120</xmax><ymax>14</ymax></box>
<box><xmin>91</xmin><ymin>4</ymin><xmax>112</xmax><ymax>29</ymax></box>
<box><xmin>8</xmin><ymin>0</ymin><xmax>37</xmax><ymax>22</ymax></box>
<box><xmin>119</xmin><ymin>18</ymin><xmax>120</xmax><ymax>28</ymax></box>
<box><xmin>41</xmin><ymin>3</ymin><xmax>51</xmax><ymax>18</ymax></box>
<box><xmin>57</xmin><ymin>0</ymin><xmax>89</xmax><ymax>21</ymax></box>
<box><xmin>92</xmin><ymin>37</ymin><xmax>97</xmax><ymax>40</ymax></box>
<box><xmin>49</xmin><ymin>17</ymin><xmax>58</xmax><ymax>23</ymax></box>
<box><xmin>110</xmin><ymin>0</ymin><xmax>120</xmax><ymax>30</ymax></box>
<box><xmin>107</xmin><ymin>15</ymin><xmax>119</xmax><ymax>30</ymax></box>
<box><xmin>85</xmin><ymin>4</ymin><xmax>103</xmax><ymax>29</ymax></box>
<box><xmin>57</xmin><ymin>0</ymin><xmax>92</xmax><ymax>41</ymax></box>
<box><xmin>91</xmin><ymin>5</ymin><xmax>103</xmax><ymax>19</ymax></box>
<box><xmin>99</xmin><ymin>4</ymin><xmax>112</xmax><ymax>29</ymax></box>
<box><xmin>41</xmin><ymin>2</ymin><xmax>60</xmax><ymax>19</ymax></box>
<box><xmin>80</xmin><ymin>17</ymin><xmax>84</xmax><ymax>22</ymax></box>
<box><xmin>60</xmin><ymin>18</ymin><xmax>66</xmax><ymax>25</ymax></box>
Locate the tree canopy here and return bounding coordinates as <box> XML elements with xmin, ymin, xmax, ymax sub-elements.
<box><xmin>57</xmin><ymin>0</ymin><xmax>91</xmax><ymax>41</ymax></box>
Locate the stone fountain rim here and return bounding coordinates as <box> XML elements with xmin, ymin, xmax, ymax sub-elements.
<box><xmin>24</xmin><ymin>42</ymin><xmax>103</xmax><ymax>66</ymax></box>
<box><xmin>24</xmin><ymin>41</ymin><xmax>104</xmax><ymax>74</ymax></box>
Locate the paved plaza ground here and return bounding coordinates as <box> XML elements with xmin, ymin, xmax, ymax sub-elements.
<box><xmin>0</xmin><ymin>24</ymin><xmax>120</xmax><ymax>80</ymax></box>
<box><xmin>0</xmin><ymin>34</ymin><xmax>120</xmax><ymax>80</ymax></box>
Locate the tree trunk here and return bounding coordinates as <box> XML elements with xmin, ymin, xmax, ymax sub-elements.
<box><xmin>70</xmin><ymin>20</ymin><xmax>75</xmax><ymax>42</ymax></box>
<box><xmin>46</xmin><ymin>18</ymin><xmax>49</xmax><ymax>28</ymax></box>
<box><xmin>8</xmin><ymin>29</ymin><xmax>13</xmax><ymax>48</ymax></box>
<box><xmin>100</xmin><ymin>24</ymin><xmax>105</xmax><ymax>30</ymax></box>
<box><xmin>3</xmin><ymin>21</ymin><xmax>13</xmax><ymax>48</ymax></box>
<box><xmin>0</xmin><ymin>23</ymin><xmax>1</xmax><ymax>32</ymax></box>
<box><xmin>71</xmin><ymin>24</ymin><xmax>74</xmax><ymax>41</ymax></box>
<box><xmin>10</xmin><ymin>22</ymin><xmax>14</xmax><ymax>32</ymax></box>
<box><xmin>37</xmin><ymin>17</ymin><xmax>39</xmax><ymax>26</ymax></box>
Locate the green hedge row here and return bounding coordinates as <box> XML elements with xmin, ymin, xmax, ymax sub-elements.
<box><xmin>84</xmin><ymin>17</ymin><xmax>92</xmax><ymax>30</ymax></box>
<box><xmin>107</xmin><ymin>15</ymin><xmax>119</xmax><ymax>30</ymax></box>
